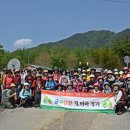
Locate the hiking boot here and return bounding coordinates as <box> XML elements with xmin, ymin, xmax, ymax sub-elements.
<box><xmin>117</xmin><ymin>111</ymin><xmax>123</xmax><ymax>115</ymax></box>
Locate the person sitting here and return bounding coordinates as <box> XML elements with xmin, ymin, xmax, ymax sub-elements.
<box><xmin>113</xmin><ymin>83</ymin><xmax>126</xmax><ymax>115</ymax></box>
<box><xmin>92</xmin><ymin>83</ymin><xmax>101</xmax><ymax>94</ymax></box>
<box><xmin>19</xmin><ymin>82</ymin><xmax>32</xmax><ymax>108</ymax></box>
<box><xmin>75</xmin><ymin>83</ymin><xmax>83</xmax><ymax>92</ymax></box>
<box><xmin>45</xmin><ymin>75</ymin><xmax>57</xmax><ymax>90</ymax></box>
<box><xmin>56</xmin><ymin>83</ymin><xmax>64</xmax><ymax>92</ymax></box>
<box><xmin>66</xmin><ymin>83</ymin><xmax>73</xmax><ymax>92</ymax></box>
<box><xmin>102</xmin><ymin>82</ymin><xmax>112</xmax><ymax>93</ymax></box>
<box><xmin>2</xmin><ymin>83</ymin><xmax>17</xmax><ymax>109</ymax></box>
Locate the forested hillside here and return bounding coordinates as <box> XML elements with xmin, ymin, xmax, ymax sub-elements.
<box><xmin>1</xmin><ymin>28</ymin><xmax>130</xmax><ymax>70</ymax></box>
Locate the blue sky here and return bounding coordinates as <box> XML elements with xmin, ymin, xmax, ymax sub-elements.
<box><xmin>0</xmin><ymin>0</ymin><xmax>130</xmax><ymax>51</ymax></box>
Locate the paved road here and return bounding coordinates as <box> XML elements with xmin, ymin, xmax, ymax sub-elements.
<box><xmin>0</xmin><ymin>107</ymin><xmax>130</xmax><ymax>130</ymax></box>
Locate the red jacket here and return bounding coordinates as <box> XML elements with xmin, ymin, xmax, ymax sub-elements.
<box><xmin>32</xmin><ymin>79</ymin><xmax>44</xmax><ymax>94</ymax></box>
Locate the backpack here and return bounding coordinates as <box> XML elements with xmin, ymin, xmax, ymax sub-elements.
<box><xmin>2</xmin><ymin>89</ymin><xmax>8</xmax><ymax>101</ymax></box>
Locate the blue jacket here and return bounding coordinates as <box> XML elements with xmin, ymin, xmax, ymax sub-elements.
<box><xmin>19</xmin><ymin>88</ymin><xmax>32</xmax><ymax>99</ymax></box>
<box><xmin>45</xmin><ymin>81</ymin><xmax>57</xmax><ymax>90</ymax></box>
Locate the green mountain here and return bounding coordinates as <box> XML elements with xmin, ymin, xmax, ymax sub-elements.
<box><xmin>34</xmin><ymin>28</ymin><xmax>130</xmax><ymax>49</ymax></box>
<box><xmin>3</xmin><ymin>28</ymin><xmax>130</xmax><ymax>69</ymax></box>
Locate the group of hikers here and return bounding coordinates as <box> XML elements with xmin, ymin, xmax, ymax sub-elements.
<box><xmin>0</xmin><ymin>65</ymin><xmax>130</xmax><ymax>115</ymax></box>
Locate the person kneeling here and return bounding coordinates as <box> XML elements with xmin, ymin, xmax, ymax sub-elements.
<box><xmin>19</xmin><ymin>82</ymin><xmax>32</xmax><ymax>108</ymax></box>
<box><xmin>92</xmin><ymin>83</ymin><xmax>101</xmax><ymax>94</ymax></box>
<box><xmin>3</xmin><ymin>83</ymin><xmax>17</xmax><ymax>109</ymax></box>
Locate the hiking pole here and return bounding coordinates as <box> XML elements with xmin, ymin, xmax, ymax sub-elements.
<box><xmin>10</xmin><ymin>101</ymin><xmax>24</xmax><ymax>113</ymax></box>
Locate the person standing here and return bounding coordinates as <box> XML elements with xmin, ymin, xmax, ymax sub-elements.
<box><xmin>113</xmin><ymin>83</ymin><xmax>126</xmax><ymax>115</ymax></box>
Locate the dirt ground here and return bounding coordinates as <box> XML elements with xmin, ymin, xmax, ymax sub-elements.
<box><xmin>0</xmin><ymin>107</ymin><xmax>130</xmax><ymax>130</ymax></box>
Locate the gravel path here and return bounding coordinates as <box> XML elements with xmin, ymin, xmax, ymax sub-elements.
<box><xmin>0</xmin><ymin>108</ymin><xmax>130</xmax><ymax>130</ymax></box>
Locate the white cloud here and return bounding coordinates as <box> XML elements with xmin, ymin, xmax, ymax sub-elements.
<box><xmin>14</xmin><ymin>38</ymin><xmax>32</xmax><ymax>47</ymax></box>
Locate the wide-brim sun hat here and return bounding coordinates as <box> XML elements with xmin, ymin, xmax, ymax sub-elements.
<box><xmin>103</xmin><ymin>82</ymin><xmax>110</xmax><ymax>86</ymax></box>
<box><xmin>74</xmin><ymin>72</ymin><xmax>79</xmax><ymax>76</ymax></box>
<box><xmin>82</xmin><ymin>73</ymin><xmax>86</xmax><ymax>77</ymax></box>
<box><xmin>10</xmin><ymin>83</ymin><xmax>16</xmax><ymax>87</ymax></box>
<box><xmin>107</xmin><ymin>70</ymin><xmax>113</xmax><ymax>74</ymax></box>
<box><xmin>87</xmin><ymin>69</ymin><xmax>91</xmax><ymax>72</ymax></box>
<box><xmin>123</xmin><ymin>67</ymin><xmax>128</xmax><ymax>71</ymax></box>
<box><xmin>14</xmin><ymin>69</ymin><xmax>20</xmax><ymax>73</ymax></box>
<box><xmin>36</xmin><ymin>74</ymin><xmax>42</xmax><ymax>77</ymax></box>
<box><xmin>90</xmin><ymin>74</ymin><xmax>95</xmax><ymax>78</ymax></box>
<box><xmin>98</xmin><ymin>76</ymin><xmax>103</xmax><ymax>79</ymax></box>
<box><xmin>114</xmin><ymin>72</ymin><xmax>119</xmax><ymax>75</ymax></box>
<box><xmin>113</xmin><ymin>83</ymin><xmax>120</xmax><ymax>88</ymax></box>
<box><xmin>66</xmin><ymin>83</ymin><xmax>72</xmax><ymax>86</ymax></box>
<box><xmin>43</xmin><ymin>70</ymin><xmax>48</xmax><ymax>73</ymax></box>
<box><xmin>93</xmin><ymin>83</ymin><xmax>99</xmax><ymax>87</ymax></box>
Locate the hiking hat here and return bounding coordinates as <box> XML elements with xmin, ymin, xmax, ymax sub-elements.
<box><xmin>82</xmin><ymin>70</ymin><xmax>86</xmax><ymax>73</ymax></box>
<box><xmin>74</xmin><ymin>72</ymin><xmax>79</xmax><ymax>76</ymax></box>
<box><xmin>127</xmin><ymin>74</ymin><xmax>130</xmax><ymax>78</ymax></box>
<box><xmin>107</xmin><ymin>70</ymin><xmax>113</xmax><ymax>74</ymax></box>
<box><xmin>36</xmin><ymin>74</ymin><xmax>42</xmax><ymax>77</ymax></box>
<box><xmin>113</xmin><ymin>83</ymin><xmax>120</xmax><ymax>88</ymax></box>
<box><xmin>66</xmin><ymin>83</ymin><xmax>72</xmax><ymax>86</ymax></box>
<box><xmin>24</xmin><ymin>82</ymin><xmax>30</xmax><ymax>86</ymax></box>
<box><xmin>14</xmin><ymin>69</ymin><xmax>20</xmax><ymax>73</ymax></box>
<box><xmin>96</xmin><ymin>69</ymin><xmax>101</xmax><ymax>73</ymax></box>
<box><xmin>10</xmin><ymin>83</ymin><xmax>16</xmax><ymax>88</ymax></box>
<box><xmin>123</xmin><ymin>67</ymin><xmax>128</xmax><ymax>71</ymax></box>
<box><xmin>82</xmin><ymin>73</ymin><xmax>86</xmax><ymax>77</ymax></box>
<box><xmin>66</xmin><ymin>70</ymin><xmax>70</xmax><ymax>73</ymax></box>
<box><xmin>78</xmin><ymin>83</ymin><xmax>83</xmax><ymax>87</ymax></box>
<box><xmin>114</xmin><ymin>72</ymin><xmax>119</xmax><ymax>75</ymax></box>
<box><xmin>113</xmin><ymin>68</ymin><xmax>118</xmax><ymax>72</ymax></box>
<box><xmin>98</xmin><ymin>76</ymin><xmax>103</xmax><ymax>80</ymax></box>
<box><xmin>90</xmin><ymin>74</ymin><xmax>95</xmax><ymax>78</ymax></box>
<box><xmin>93</xmin><ymin>83</ymin><xmax>99</xmax><ymax>87</ymax></box>
<box><xmin>103</xmin><ymin>82</ymin><xmax>110</xmax><ymax>87</ymax></box>
<box><xmin>77</xmin><ymin>68</ymin><xmax>82</xmax><ymax>71</ymax></box>
<box><xmin>119</xmin><ymin>71</ymin><xmax>123</xmax><ymax>75</ymax></box>
<box><xmin>87</xmin><ymin>69</ymin><xmax>91</xmax><ymax>72</ymax></box>
<box><xmin>43</xmin><ymin>70</ymin><xmax>48</xmax><ymax>73</ymax></box>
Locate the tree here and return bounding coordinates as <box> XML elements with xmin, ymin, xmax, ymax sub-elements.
<box><xmin>112</xmin><ymin>37</ymin><xmax>130</xmax><ymax>57</ymax></box>
<box><xmin>90</xmin><ymin>47</ymin><xmax>122</xmax><ymax>69</ymax></box>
